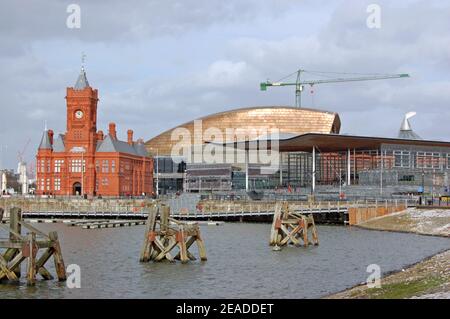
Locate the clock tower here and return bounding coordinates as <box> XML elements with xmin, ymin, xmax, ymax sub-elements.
<box><xmin>63</xmin><ymin>67</ymin><xmax>99</xmax><ymax>195</ymax></box>
<box><xmin>65</xmin><ymin>67</ymin><xmax>99</xmax><ymax>154</ymax></box>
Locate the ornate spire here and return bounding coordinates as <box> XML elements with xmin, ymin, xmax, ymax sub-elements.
<box><xmin>74</xmin><ymin>67</ymin><xmax>89</xmax><ymax>90</ymax></box>
<box><xmin>38</xmin><ymin>130</ymin><xmax>52</xmax><ymax>150</ymax></box>
<box><xmin>74</xmin><ymin>52</ymin><xmax>89</xmax><ymax>89</ymax></box>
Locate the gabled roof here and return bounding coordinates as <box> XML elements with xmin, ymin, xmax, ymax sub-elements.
<box><xmin>96</xmin><ymin>134</ymin><xmax>149</xmax><ymax>157</ymax></box>
<box><xmin>96</xmin><ymin>134</ymin><xmax>116</xmax><ymax>153</ymax></box>
<box><xmin>38</xmin><ymin>130</ymin><xmax>52</xmax><ymax>150</ymax></box>
<box><xmin>135</xmin><ymin>141</ymin><xmax>149</xmax><ymax>156</ymax></box>
<box><xmin>53</xmin><ymin>134</ymin><xmax>65</xmax><ymax>152</ymax></box>
<box><xmin>74</xmin><ymin>67</ymin><xmax>90</xmax><ymax>90</ymax></box>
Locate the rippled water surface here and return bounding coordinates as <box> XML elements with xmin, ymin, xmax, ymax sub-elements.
<box><xmin>1</xmin><ymin>223</ymin><xmax>448</xmax><ymax>298</ymax></box>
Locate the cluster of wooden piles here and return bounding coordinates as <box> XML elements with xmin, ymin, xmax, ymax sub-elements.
<box><xmin>269</xmin><ymin>202</ymin><xmax>319</xmax><ymax>249</ymax></box>
<box><xmin>140</xmin><ymin>204</ymin><xmax>207</xmax><ymax>263</ymax></box>
<box><xmin>0</xmin><ymin>207</ymin><xmax>66</xmax><ymax>286</ymax></box>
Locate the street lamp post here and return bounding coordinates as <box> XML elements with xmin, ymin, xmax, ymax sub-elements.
<box><xmin>156</xmin><ymin>149</ymin><xmax>159</xmax><ymax>197</ymax></box>
<box><xmin>380</xmin><ymin>150</ymin><xmax>384</xmax><ymax>196</ymax></box>
<box><xmin>421</xmin><ymin>169</ymin><xmax>425</xmax><ymax>205</ymax></box>
<box><xmin>81</xmin><ymin>152</ymin><xmax>84</xmax><ymax>197</ymax></box>
<box><xmin>431</xmin><ymin>168</ymin><xmax>435</xmax><ymax>205</ymax></box>
<box><xmin>150</xmin><ymin>147</ymin><xmax>159</xmax><ymax>197</ymax></box>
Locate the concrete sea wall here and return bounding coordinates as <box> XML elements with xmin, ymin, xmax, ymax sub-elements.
<box><xmin>348</xmin><ymin>203</ymin><xmax>407</xmax><ymax>225</ymax></box>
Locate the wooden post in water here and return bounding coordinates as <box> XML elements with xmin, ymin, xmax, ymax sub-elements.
<box><xmin>195</xmin><ymin>225</ymin><xmax>207</xmax><ymax>261</ymax></box>
<box><xmin>0</xmin><ymin>206</ymin><xmax>67</xmax><ymax>285</ymax></box>
<box><xmin>160</xmin><ymin>205</ymin><xmax>170</xmax><ymax>232</ymax></box>
<box><xmin>49</xmin><ymin>231</ymin><xmax>67</xmax><ymax>281</ymax></box>
<box><xmin>140</xmin><ymin>205</ymin><xmax>157</xmax><ymax>262</ymax></box>
<box><xmin>177</xmin><ymin>225</ymin><xmax>188</xmax><ymax>263</ymax></box>
<box><xmin>9</xmin><ymin>207</ymin><xmax>22</xmax><ymax>241</ymax></box>
<box><xmin>140</xmin><ymin>204</ymin><xmax>207</xmax><ymax>264</ymax></box>
<box><xmin>310</xmin><ymin>215</ymin><xmax>319</xmax><ymax>245</ymax></box>
<box><xmin>301</xmin><ymin>216</ymin><xmax>309</xmax><ymax>247</ymax></box>
<box><xmin>269</xmin><ymin>201</ymin><xmax>319</xmax><ymax>250</ymax></box>
<box><xmin>9</xmin><ymin>207</ymin><xmax>22</xmax><ymax>277</ymax></box>
<box><xmin>269</xmin><ymin>202</ymin><xmax>283</xmax><ymax>246</ymax></box>
<box><xmin>26</xmin><ymin>232</ymin><xmax>37</xmax><ymax>286</ymax></box>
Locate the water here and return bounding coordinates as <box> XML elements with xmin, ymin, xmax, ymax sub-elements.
<box><xmin>0</xmin><ymin>223</ymin><xmax>448</xmax><ymax>299</ymax></box>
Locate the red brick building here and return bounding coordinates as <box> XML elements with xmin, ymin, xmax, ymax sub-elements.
<box><xmin>36</xmin><ymin>68</ymin><xmax>153</xmax><ymax>197</ymax></box>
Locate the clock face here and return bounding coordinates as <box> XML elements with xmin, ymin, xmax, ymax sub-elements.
<box><xmin>75</xmin><ymin>110</ymin><xmax>84</xmax><ymax>119</ymax></box>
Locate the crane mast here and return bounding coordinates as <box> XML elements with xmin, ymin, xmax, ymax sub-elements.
<box><xmin>261</xmin><ymin>69</ymin><xmax>410</xmax><ymax>107</ymax></box>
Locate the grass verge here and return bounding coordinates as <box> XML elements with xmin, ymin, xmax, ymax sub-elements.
<box><xmin>366</xmin><ymin>276</ymin><xmax>446</xmax><ymax>299</ymax></box>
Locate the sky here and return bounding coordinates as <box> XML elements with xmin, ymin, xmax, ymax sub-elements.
<box><xmin>0</xmin><ymin>0</ymin><xmax>449</xmax><ymax>170</ymax></box>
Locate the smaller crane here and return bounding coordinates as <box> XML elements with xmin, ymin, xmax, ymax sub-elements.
<box><xmin>260</xmin><ymin>69</ymin><xmax>410</xmax><ymax>107</ymax></box>
<box><xmin>17</xmin><ymin>138</ymin><xmax>31</xmax><ymax>195</ymax></box>
<box><xmin>17</xmin><ymin>138</ymin><xmax>31</xmax><ymax>163</ymax></box>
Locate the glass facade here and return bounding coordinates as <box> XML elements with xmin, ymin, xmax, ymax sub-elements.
<box><xmin>154</xmin><ymin>156</ymin><xmax>186</xmax><ymax>194</ymax></box>
<box><xmin>158</xmin><ymin>144</ymin><xmax>450</xmax><ymax>193</ymax></box>
<box><xmin>154</xmin><ymin>157</ymin><xmax>186</xmax><ymax>174</ymax></box>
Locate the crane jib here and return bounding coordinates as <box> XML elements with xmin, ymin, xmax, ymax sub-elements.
<box><xmin>260</xmin><ymin>71</ymin><xmax>410</xmax><ymax>107</ymax></box>
<box><xmin>260</xmin><ymin>74</ymin><xmax>409</xmax><ymax>90</ymax></box>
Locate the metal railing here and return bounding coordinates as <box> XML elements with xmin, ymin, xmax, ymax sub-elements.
<box><xmin>1</xmin><ymin>194</ymin><xmax>419</xmax><ymax>221</ymax></box>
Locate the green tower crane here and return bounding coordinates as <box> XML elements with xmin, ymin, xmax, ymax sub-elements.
<box><xmin>260</xmin><ymin>69</ymin><xmax>410</xmax><ymax>107</ymax></box>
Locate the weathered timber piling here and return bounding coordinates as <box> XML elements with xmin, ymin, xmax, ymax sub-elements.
<box><xmin>140</xmin><ymin>204</ymin><xmax>207</xmax><ymax>263</ymax></box>
<box><xmin>269</xmin><ymin>202</ymin><xmax>319</xmax><ymax>249</ymax></box>
<box><xmin>0</xmin><ymin>207</ymin><xmax>66</xmax><ymax>286</ymax></box>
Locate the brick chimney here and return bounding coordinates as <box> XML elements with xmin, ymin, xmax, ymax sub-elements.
<box><xmin>48</xmin><ymin>130</ymin><xmax>54</xmax><ymax>145</ymax></box>
<box><xmin>108</xmin><ymin>123</ymin><xmax>117</xmax><ymax>140</ymax></box>
<box><xmin>97</xmin><ymin>130</ymin><xmax>104</xmax><ymax>141</ymax></box>
<box><xmin>127</xmin><ymin>129</ymin><xmax>133</xmax><ymax>145</ymax></box>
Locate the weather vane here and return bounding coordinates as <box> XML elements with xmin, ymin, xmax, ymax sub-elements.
<box><xmin>81</xmin><ymin>52</ymin><xmax>86</xmax><ymax>70</ymax></box>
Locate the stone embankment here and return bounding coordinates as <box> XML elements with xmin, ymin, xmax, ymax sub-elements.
<box><xmin>357</xmin><ymin>208</ymin><xmax>450</xmax><ymax>237</ymax></box>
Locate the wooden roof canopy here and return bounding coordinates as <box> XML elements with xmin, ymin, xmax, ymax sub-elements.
<box><xmin>213</xmin><ymin>133</ymin><xmax>450</xmax><ymax>153</ymax></box>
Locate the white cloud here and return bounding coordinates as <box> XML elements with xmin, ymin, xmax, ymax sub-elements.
<box><xmin>195</xmin><ymin>60</ymin><xmax>250</xmax><ymax>88</ymax></box>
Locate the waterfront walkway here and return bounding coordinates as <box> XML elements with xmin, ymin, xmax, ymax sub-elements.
<box><xmin>0</xmin><ymin>197</ymin><xmax>414</xmax><ymax>224</ymax></box>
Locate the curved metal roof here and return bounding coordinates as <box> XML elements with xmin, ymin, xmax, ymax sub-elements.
<box><xmin>145</xmin><ymin>106</ymin><xmax>341</xmax><ymax>156</ymax></box>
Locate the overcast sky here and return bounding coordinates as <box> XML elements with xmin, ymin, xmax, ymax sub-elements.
<box><xmin>1</xmin><ymin>0</ymin><xmax>449</xmax><ymax>169</ymax></box>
